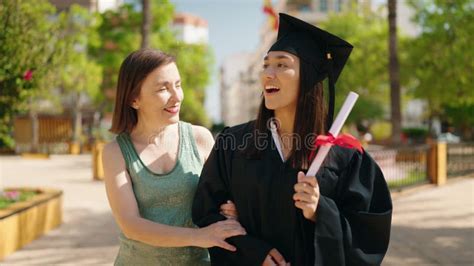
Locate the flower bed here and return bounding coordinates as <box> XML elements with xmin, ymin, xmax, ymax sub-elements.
<box><xmin>0</xmin><ymin>190</ymin><xmax>38</xmax><ymax>209</ymax></box>
<box><xmin>0</xmin><ymin>188</ymin><xmax>62</xmax><ymax>260</ymax></box>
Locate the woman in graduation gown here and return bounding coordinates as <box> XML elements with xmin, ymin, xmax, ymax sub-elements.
<box><xmin>192</xmin><ymin>13</ymin><xmax>392</xmax><ymax>266</ymax></box>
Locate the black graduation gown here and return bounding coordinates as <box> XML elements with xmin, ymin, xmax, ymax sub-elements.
<box><xmin>192</xmin><ymin>121</ymin><xmax>392</xmax><ymax>266</ymax></box>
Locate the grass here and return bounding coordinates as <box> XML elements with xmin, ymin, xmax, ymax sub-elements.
<box><xmin>388</xmin><ymin>169</ymin><xmax>428</xmax><ymax>190</ymax></box>
<box><xmin>0</xmin><ymin>190</ymin><xmax>38</xmax><ymax>210</ymax></box>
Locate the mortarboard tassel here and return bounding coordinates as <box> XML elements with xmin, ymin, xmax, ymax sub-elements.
<box><xmin>327</xmin><ymin>52</ymin><xmax>335</xmax><ymax>132</ymax></box>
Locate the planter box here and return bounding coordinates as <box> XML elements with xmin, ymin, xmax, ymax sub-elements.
<box><xmin>0</xmin><ymin>188</ymin><xmax>62</xmax><ymax>260</ymax></box>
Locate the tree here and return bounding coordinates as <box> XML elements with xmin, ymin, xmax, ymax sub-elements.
<box><xmin>406</xmin><ymin>0</ymin><xmax>474</xmax><ymax>122</ymax></box>
<box><xmin>443</xmin><ymin>103</ymin><xmax>474</xmax><ymax>140</ymax></box>
<box><xmin>169</xmin><ymin>43</ymin><xmax>214</xmax><ymax>126</ymax></box>
<box><xmin>0</xmin><ymin>0</ymin><xmax>62</xmax><ymax>148</ymax></box>
<box><xmin>141</xmin><ymin>0</ymin><xmax>151</xmax><ymax>48</ymax></box>
<box><xmin>53</xmin><ymin>5</ymin><xmax>103</xmax><ymax>145</ymax></box>
<box><xmin>91</xmin><ymin>2</ymin><xmax>173</xmax><ymax>111</ymax></box>
<box><xmin>388</xmin><ymin>0</ymin><xmax>402</xmax><ymax>144</ymax></box>
<box><xmin>92</xmin><ymin>0</ymin><xmax>213</xmax><ymax>126</ymax></box>
<box><xmin>0</xmin><ymin>0</ymin><xmax>104</xmax><ymax>150</ymax></box>
<box><xmin>320</xmin><ymin>6</ymin><xmax>392</xmax><ymax>125</ymax></box>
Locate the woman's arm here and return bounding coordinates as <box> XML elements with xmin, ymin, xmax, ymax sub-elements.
<box><xmin>102</xmin><ymin>141</ymin><xmax>245</xmax><ymax>250</ymax></box>
<box><xmin>192</xmin><ymin>125</ymin><xmax>215</xmax><ymax>162</ymax></box>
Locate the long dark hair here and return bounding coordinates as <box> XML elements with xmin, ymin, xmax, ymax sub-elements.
<box><xmin>253</xmin><ymin>58</ymin><xmax>326</xmax><ymax>170</ymax></box>
<box><xmin>110</xmin><ymin>49</ymin><xmax>175</xmax><ymax>134</ymax></box>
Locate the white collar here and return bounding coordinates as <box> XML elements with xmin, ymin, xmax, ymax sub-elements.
<box><xmin>270</xmin><ymin>120</ymin><xmax>285</xmax><ymax>162</ymax></box>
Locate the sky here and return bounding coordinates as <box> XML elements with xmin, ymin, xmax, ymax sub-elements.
<box><xmin>169</xmin><ymin>0</ymin><xmax>393</xmax><ymax>123</ymax></box>
<box><xmin>170</xmin><ymin>0</ymin><xmax>266</xmax><ymax>123</ymax></box>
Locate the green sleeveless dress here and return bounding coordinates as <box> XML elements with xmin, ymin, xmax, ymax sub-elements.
<box><xmin>115</xmin><ymin>121</ymin><xmax>209</xmax><ymax>266</ymax></box>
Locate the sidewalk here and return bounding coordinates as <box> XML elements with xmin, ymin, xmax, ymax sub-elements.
<box><xmin>0</xmin><ymin>155</ymin><xmax>473</xmax><ymax>265</ymax></box>
<box><xmin>0</xmin><ymin>155</ymin><xmax>119</xmax><ymax>265</ymax></box>
<box><xmin>384</xmin><ymin>176</ymin><xmax>474</xmax><ymax>265</ymax></box>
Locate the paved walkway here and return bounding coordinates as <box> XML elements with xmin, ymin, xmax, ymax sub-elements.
<box><xmin>1</xmin><ymin>155</ymin><xmax>119</xmax><ymax>265</ymax></box>
<box><xmin>385</xmin><ymin>177</ymin><xmax>474</xmax><ymax>265</ymax></box>
<box><xmin>0</xmin><ymin>155</ymin><xmax>473</xmax><ymax>265</ymax></box>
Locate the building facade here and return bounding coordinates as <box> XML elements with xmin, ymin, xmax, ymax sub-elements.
<box><xmin>172</xmin><ymin>13</ymin><xmax>209</xmax><ymax>44</ymax></box>
<box><xmin>48</xmin><ymin>0</ymin><xmax>123</xmax><ymax>13</ymax></box>
<box><xmin>220</xmin><ymin>0</ymin><xmax>353</xmax><ymax>126</ymax></box>
<box><xmin>220</xmin><ymin>0</ymin><xmax>420</xmax><ymax>127</ymax></box>
<box><xmin>219</xmin><ymin>53</ymin><xmax>255</xmax><ymax>126</ymax></box>
<box><xmin>286</xmin><ymin>0</ymin><xmax>356</xmax><ymax>23</ymax></box>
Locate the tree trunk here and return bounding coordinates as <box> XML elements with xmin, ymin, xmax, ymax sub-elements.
<box><xmin>141</xmin><ymin>0</ymin><xmax>151</xmax><ymax>49</ymax></box>
<box><xmin>388</xmin><ymin>0</ymin><xmax>402</xmax><ymax>145</ymax></box>
<box><xmin>30</xmin><ymin>110</ymin><xmax>39</xmax><ymax>153</ymax></box>
<box><xmin>72</xmin><ymin>93</ymin><xmax>82</xmax><ymax>143</ymax></box>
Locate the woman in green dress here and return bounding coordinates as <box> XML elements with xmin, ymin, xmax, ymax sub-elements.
<box><xmin>102</xmin><ymin>49</ymin><xmax>245</xmax><ymax>265</ymax></box>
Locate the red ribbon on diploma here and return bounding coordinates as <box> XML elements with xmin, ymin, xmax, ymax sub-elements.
<box><xmin>310</xmin><ymin>133</ymin><xmax>364</xmax><ymax>160</ymax></box>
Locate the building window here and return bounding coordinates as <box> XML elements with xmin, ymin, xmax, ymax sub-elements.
<box><xmin>320</xmin><ymin>0</ymin><xmax>328</xmax><ymax>12</ymax></box>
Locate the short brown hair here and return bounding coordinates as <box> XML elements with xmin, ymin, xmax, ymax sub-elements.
<box><xmin>110</xmin><ymin>49</ymin><xmax>175</xmax><ymax>134</ymax></box>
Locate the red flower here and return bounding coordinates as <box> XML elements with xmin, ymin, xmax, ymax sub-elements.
<box><xmin>3</xmin><ymin>190</ymin><xmax>20</xmax><ymax>201</ymax></box>
<box><xmin>104</xmin><ymin>41</ymin><xmax>118</xmax><ymax>51</ymax></box>
<box><xmin>23</xmin><ymin>70</ymin><xmax>33</xmax><ymax>81</ymax></box>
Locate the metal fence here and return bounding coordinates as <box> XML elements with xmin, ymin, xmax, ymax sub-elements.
<box><xmin>368</xmin><ymin>145</ymin><xmax>430</xmax><ymax>190</ymax></box>
<box><xmin>447</xmin><ymin>142</ymin><xmax>474</xmax><ymax>177</ymax></box>
<box><xmin>14</xmin><ymin>116</ymin><xmax>72</xmax><ymax>154</ymax></box>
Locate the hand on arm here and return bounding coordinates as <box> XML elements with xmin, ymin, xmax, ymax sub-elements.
<box><xmin>220</xmin><ymin>200</ymin><xmax>238</xmax><ymax>220</ymax></box>
<box><xmin>194</xmin><ymin>219</ymin><xmax>246</xmax><ymax>251</ymax></box>
<box><xmin>102</xmin><ymin>142</ymin><xmax>245</xmax><ymax>250</ymax></box>
<box><xmin>220</xmin><ymin>201</ymin><xmax>285</xmax><ymax>265</ymax></box>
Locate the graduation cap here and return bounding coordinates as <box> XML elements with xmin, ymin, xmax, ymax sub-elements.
<box><xmin>268</xmin><ymin>13</ymin><xmax>353</xmax><ymax>131</ymax></box>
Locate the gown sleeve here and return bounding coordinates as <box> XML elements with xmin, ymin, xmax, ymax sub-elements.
<box><xmin>192</xmin><ymin>129</ymin><xmax>273</xmax><ymax>265</ymax></box>
<box><xmin>313</xmin><ymin>149</ymin><xmax>393</xmax><ymax>266</ymax></box>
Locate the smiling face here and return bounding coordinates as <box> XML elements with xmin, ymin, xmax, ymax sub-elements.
<box><xmin>131</xmin><ymin>62</ymin><xmax>183</xmax><ymax>125</ymax></box>
<box><xmin>260</xmin><ymin>51</ymin><xmax>300</xmax><ymax>112</ymax></box>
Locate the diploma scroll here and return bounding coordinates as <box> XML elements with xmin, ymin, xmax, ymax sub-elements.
<box><xmin>306</xmin><ymin>92</ymin><xmax>359</xmax><ymax>177</ymax></box>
